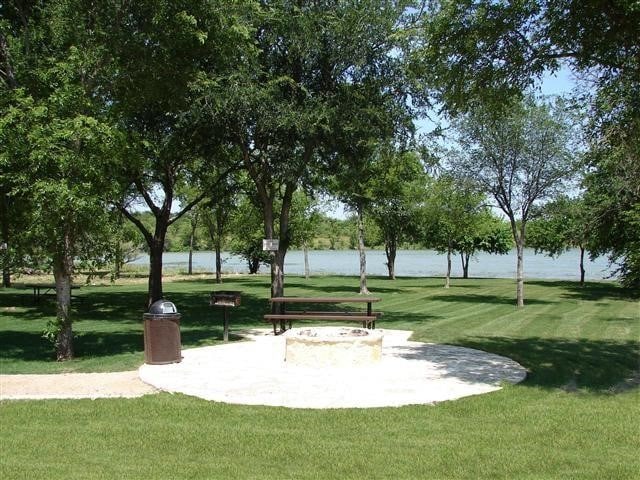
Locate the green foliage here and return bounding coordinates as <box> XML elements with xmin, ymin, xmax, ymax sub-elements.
<box><xmin>416</xmin><ymin>0</ymin><xmax>640</xmax><ymax>115</ymax></box>
<box><xmin>288</xmin><ymin>191</ymin><xmax>323</xmax><ymax>249</ymax></box>
<box><xmin>416</xmin><ymin>0</ymin><xmax>640</xmax><ymax>287</ymax></box>
<box><xmin>581</xmin><ymin>74</ymin><xmax>640</xmax><ymax>288</ymax></box>
<box><xmin>528</xmin><ymin>196</ymin><xmax>589</xmax><ymax>258</ymax></box>
<box><xmin>227</xmin><ymin>196</ymin><xmax>271</xmax><ymax>274</ymax></box>
<box><xmin>368</xmin><ymin>149</ymin><xmax>427</xmax><ymax>248</ymax></box>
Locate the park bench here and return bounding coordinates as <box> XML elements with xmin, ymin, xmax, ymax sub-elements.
<box><xmin>264</xmin><ymin>296</ymin><xmax>382</xmax><ymax>335</ymax></box>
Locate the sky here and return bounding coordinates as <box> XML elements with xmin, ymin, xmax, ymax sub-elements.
<box><xmin>326</xmin><ymin>66</ymin><xmax>577</xmax><ymax>220</ymax></box>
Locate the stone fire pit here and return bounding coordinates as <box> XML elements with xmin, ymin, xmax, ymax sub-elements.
<box><xmin>284</xmin><ymin>327</ymin><xmax>383</xmax><ymax>367</ymax></box>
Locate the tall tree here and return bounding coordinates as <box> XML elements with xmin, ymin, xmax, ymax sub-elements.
<box><xmin>416</xmin><ymin>0</ymin><xmax>640</xmax><ymax>286</ymax></box>
<box><xmin>102</xmin><ymin>0</ymin><xmax>254</xmax><ymax>305</ymax></box>
<box><xmin>451</xmin><ymin>96</ymin><xmax>578</xmax><ymax>306</ymax></box>
<box><xmin>1</xmin><ymin>0</ymin><xmax>122</xmax><ymax>359</ymax></box>
<box><xmin>207</xmin><ymin>0</ymin><xmax>414</xmax><ymax>299</ymax></box>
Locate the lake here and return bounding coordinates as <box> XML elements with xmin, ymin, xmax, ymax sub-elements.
<box><xmin>130</xmin><ymin>249</ymin><xmax>615</xmax><ymax>281</ymax></box>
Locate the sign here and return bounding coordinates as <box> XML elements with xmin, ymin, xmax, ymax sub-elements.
<box><xmin>262</xmin><ymin>239</ymin><xmax>280</xmax><ymax>251</ymax></box>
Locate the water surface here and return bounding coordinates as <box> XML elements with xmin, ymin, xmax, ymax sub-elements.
<box><xmin>130</xmin><ymin>249</ymin><xmax>614</xmax><ymax>281</ymax></box>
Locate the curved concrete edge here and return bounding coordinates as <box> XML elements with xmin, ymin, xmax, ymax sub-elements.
<box><xmin>139</xmin><ymin>329</ymin><xmax>527</xmax><ymax>409</ymax></box>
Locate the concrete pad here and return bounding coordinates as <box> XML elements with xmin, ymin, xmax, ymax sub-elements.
<box><xmin>0</xmin><ymin>371</ymin><xmax>157</xmax><ymax>400</ymax></box>
<box><xmin>139</xmin><ymin>329</ymin><xmax>527</xmax><ymax>409</ymax></box>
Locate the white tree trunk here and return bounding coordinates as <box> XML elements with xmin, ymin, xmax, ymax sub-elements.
<box><xmin>516</xmin><ymin>238</ymin><xmax>525</xmax><ymax>307</ymax></box>
<box><xmin>357</xmin><ymin>205</ymin><xmax>369</xmax><ymax>294</ymax></box>
<box><xmin>303</xmin><ymin>242</ymin><xmax>310</xmax><ymax>279</ymax></box>
<box><xmin>445</xmin><ymin>247</ymin><xmax>452</xmax><ymax>289</ymax></box>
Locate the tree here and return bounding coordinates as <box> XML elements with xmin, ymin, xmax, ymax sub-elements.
<box><xmin>368</xmin><ymin>148</ymin><xmax>426</xmax><ymax>280</ymax></box>
<box><xmin>454</xmin><ymin>212</ymin><xmax>512</xmax><ymax>279</ymax></box>
<box><xmin>288</xmin><ymin>191</ymin><xmax>323</xmax><ymax>279</ymax></box>
<box><xmin>451</xmin><ymin>96</ymin><xmax>578</xmax><ymax>306</ymax></box>
<box><xmin>101</xmin><ymin>0</ymin><xmax>254</xmax><ymax>305</ymax></box>
<box><xmin>420</xmin><ymin>175</ymin><xmax>492</xmax><ymax>288</ymax></box>
<box><xmin>206</xmin><ymin>0</ymin><xmax>414</xmax><ymax>300</ymax></box>
<box><xmin>200</xmin><ymin>176</ymin><xmax>240</xmax><ymax>284</ymax></box>
<box><xmin>580</xmin><ymin>68</ymin><xmax>640</xmax><ymax>288</ymax></box>
<box><xmin>528</xmin><ymin>195</ymin><xmax>591</xmax><ymax>285</ymax></box>
<box><xmin>227</xmin><ymin>195</ymin><xmax>271</xmax><ymax>275</ymax></box>
<box><xmin>416</xmin><ymin>0</ymin><xmax>640</xmax><ymax>286</ymax></box>
<box><xmin>1</xmin><ymin>0</ymin><xmax>124</xmax><ymax>360</ymax></box>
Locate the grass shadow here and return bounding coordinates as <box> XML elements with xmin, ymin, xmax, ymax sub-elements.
<box><xmin>526</xmin><ymin>280</ymin><xmax>639</xmax><ymax>301</ymax></box>
<box><xmin>435</xmin><ymin>294</ymin><xmax>553</xmax><ymax>306</ymax></box>
<box><xmin>453</xmin><ymin>336</ymin><xmax>640</xmax><ymax>393</ymax></box>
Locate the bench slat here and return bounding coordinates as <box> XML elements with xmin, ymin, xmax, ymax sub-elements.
<box><xmin>264</xmin><ymin>314</ymin><xmax>375</xmax><ymax>321</ymax></box>
<box><xmin>284</xmin><ymin>310</ymin><xmax>383</xmax><ymax>317</ymax></box>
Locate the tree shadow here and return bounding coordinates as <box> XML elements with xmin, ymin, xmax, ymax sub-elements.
<box><xmin>0</xmin><ymin>284</ymin><xmax>270</xmax><ymax>364</ymax></box>
<box><xmin>0</xmin><ymin>331</ymin><xmax>58</xmax><ymax>362</ymax></box>
<box><xmin>526</xmin><ymin>280</ymin><xmax>639</xmax><ymax>301</ymax></box>
<box><xmin>447</xmin><ymin>336</ymin><xmax>640</xmax><ymax>393</ymax></box>
<box><xmin>282</xmin><ymin>280</ymin><xmax>405</xmax><ymax>294</ymax></box>
<box><xmin>435</xmin><ymin>294</ymin><xmax>553</xmax><ymax>305</ymax></box>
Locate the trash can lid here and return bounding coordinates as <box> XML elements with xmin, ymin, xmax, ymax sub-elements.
<box><xmin>149</xmin><ymin>300</ymin><xmax>178</xmax><ymax>314</ymax></box>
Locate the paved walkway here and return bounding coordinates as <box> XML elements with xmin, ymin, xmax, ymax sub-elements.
<box><xmin>139</xmin><ymin>329</ymin><xmax>527</xmax><ymax>409</ymax></box>
<box><xmin>2</xmin><ymin>329</ymin><xmax>527</xmax><ymax>407</ymax></box>
<box><xmin>0</xmin><ymin>371</ymin><xmax>157</xmax><ymax>400</ymax></box>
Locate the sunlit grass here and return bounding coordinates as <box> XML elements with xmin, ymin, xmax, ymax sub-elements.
<box><xmin>1</xmin><ymin>275</ymin><xmax>639</xmax><ymax>479</ymax></box>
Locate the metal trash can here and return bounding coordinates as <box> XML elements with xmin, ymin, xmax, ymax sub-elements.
<box><xmin>143</xmin><ymin>300</ymin><xmax>182</xmax><ymax>365</ymax></box>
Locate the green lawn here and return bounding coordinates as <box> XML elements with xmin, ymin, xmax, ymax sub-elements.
<box><xmin>1</xmin><ymin>275</ymin><xmax>639</xmax><ymax>479</ymax></box>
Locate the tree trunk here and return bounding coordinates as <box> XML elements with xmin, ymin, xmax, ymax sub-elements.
<box><xmin>114</xmin><ymin>240</ymin><xmax>122</xmax><ymax>278</ymax></box>
<box><xmin>148</xmin><ymin>237</ymin><xmax>164</xmax><ymax>307</ymax></box>
<box><xmin>215</xmin><ymin>207</ymin><xmax>223</xmax><ymax>284</ymax></box>
<box><xmin>248</xmin><ymin>256</ymin><xmax>260</xmax><ymax>274</ymax></box>
<box><xmin>579</xmin><ymin>245</ymin><xmax>585</xmax><ymax>286</ymax></box>
<box><xmin>461</xmin><ymin>252</ymin><xmax>470</xmax><ymax>279</ymax></box>
<box><xmin>385</xmin><ymin>239</ymin><xmax>396</xmax><ymax>280</ymax></box>
<box><xmin>52</xmin><ymin>233</ymin><xmax>74</xmax><ymax>361</ymax></box>
<box><xmin>303</xmin><ymin>242</ymin><xmax>310</xmax><ymax>279</ymax></box>
<box><xmin>187</xmin><ymin>213</ymin><xmax>198</xmax><ymax>275</ymax></box>
<box><xmin>272</xmin><ymin>248</ymin><xmax>286</xmax><ymax>299</ymax></box>
<box><xmin>357</xmin><ymin>204</ymin><xmax>370</xmax><ymax>294</ymax></box>
<box><xmin>515</xmin><ymin>237</ymin><xmax>525</xmax><ymax>308</ymax></box>
<box><xmin>1</xmin><ymin>191</ymin><xmax>10</xmax><ymax>287</ymax></box>
<box><xmin>445</xmin><ymin>246</ymin><xmax>452</xmax><ymax>288</ymax></box>
<box><xmin>215</xmin><ymin>246</ymin><xmax>223</xmax><ymax>283</ymax></box>
<box><xmin>507</xmin><ymin>216</ymin><xmax>526</xmax><ymax>308</ymax></box>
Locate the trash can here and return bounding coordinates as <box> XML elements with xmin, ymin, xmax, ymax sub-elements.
<box><xmin>143</xmin><ymin>300</ymin><xmax>182</xmax><ymax>365</ymax></box>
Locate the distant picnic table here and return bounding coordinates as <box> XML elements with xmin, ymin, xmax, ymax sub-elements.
<box><xmin>264</xmin><ymin>296</ymin><xmax>382</xmax><ymax>335</ymax></box>
<box><xmin>22</xmin><ymin>283</ymin><xmax>80</xmax><ymax>302</ymax></box>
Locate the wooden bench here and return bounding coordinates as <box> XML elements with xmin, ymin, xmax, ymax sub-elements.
<box><xmin>264</xmin><ymin>296</ymin><xmax>382</xmax><ymax>335</ymax></box>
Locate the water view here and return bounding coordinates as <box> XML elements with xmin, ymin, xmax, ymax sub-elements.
<box><xmin>130</xmin><ymin>249</ymin><xmax>615</xmax><ymax>281</ymax></box>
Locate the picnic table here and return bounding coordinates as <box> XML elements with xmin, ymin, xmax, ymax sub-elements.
<box><xmin>23</xmin><ymin>283</ymin><xmax>80</xmax><ymax>302</ymax></box>
<box><xmin>264</xmin><ymin>296</ymin><xmax>382</xmax><ymax>335</ymax></box>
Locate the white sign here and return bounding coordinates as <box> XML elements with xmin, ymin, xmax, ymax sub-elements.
<box><xmin>262</xmin><ymin>239</ymin><xmax>280</xmax><ymax>251</ymax></box>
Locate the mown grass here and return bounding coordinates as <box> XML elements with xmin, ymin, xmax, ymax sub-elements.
<box><xmin>1</xmin><ymin>275</ymin><xmax>639</xmax><ymax>479</ymax></box>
